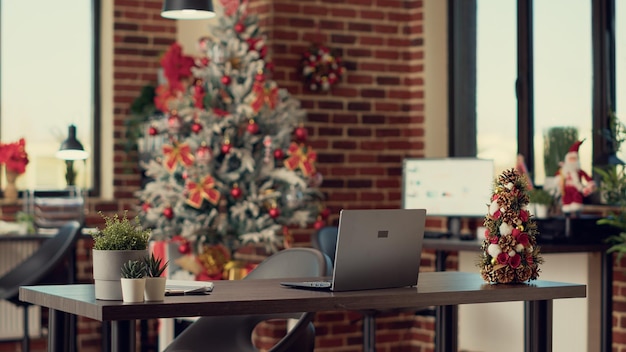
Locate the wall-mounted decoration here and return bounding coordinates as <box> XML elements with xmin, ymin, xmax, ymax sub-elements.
<box><xmin>301</xmin><ymin>44</ymin><xmax>344</xmax><ymax>92</ymax></box>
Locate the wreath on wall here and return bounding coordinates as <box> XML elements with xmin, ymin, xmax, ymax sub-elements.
<box><xmin>301</xmin><ymin>44</ymin><xmax>344</xmax><ymax>92</ymax></box>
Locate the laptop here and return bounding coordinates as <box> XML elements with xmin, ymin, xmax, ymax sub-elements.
<box><xmin>281</xmin><ymin>208</ymin><xmax>427</xmax><ymax>292</ymax></box>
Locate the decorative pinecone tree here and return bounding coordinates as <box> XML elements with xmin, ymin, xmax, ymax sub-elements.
<box><xmin>136</xmin><ymin>0</ymin><xmax>327</xmax><ymax>255</ymax></box>
<box><xmin>479</xmin><ymin>168</ymin><xmax>543</xmax><ymax>284</ymax></box>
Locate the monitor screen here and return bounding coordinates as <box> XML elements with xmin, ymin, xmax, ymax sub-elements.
<box><xmin>402</xmin><ymin>158</ymin><xmax>495</xmax><ymax>218</ymax></box>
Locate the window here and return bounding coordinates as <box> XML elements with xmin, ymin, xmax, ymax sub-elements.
<box><xmin>466</xmin><ymin>0</ymin><xmax>614</xmax><ymax>188</ymax></box>
<box><xmin>0</xmin><ymin>0</ymin><xmax>99</xmax><ymax>193</ymax></box>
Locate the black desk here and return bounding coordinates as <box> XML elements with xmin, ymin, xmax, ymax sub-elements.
<box><xmin>423</xmin><ymin>238</ymin><xmax>611</xmax><ymax>352</ymax></box>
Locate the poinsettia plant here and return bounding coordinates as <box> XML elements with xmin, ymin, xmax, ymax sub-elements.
<box><xmin>0</xmin><ymin>138</ymin><xmax>29</xmax><ymax>174</ymax></box>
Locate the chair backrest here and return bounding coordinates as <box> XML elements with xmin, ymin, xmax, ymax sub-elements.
<box><xmin>0</xmin><ymin>221</ymin><xmax>81</xmax><ymax>302</ymax></box>
<box><xmin>245</xmin><ymin>247</ymin><xmax>332</xmax><ymax>280</ymax></box>
<box><xmin>26</xmin><ymin>189</ymin><xmax>85</xmax><ymax>233</ymax></box>
<box><xmin>311</xmin><ymin>226</ymin><xmax>338</xmax><ymax>266</ymax></box>
<box><xmin>164</xmin><ymin>248</ymin><xmax>331</xmax><ymax>352</ymax></box>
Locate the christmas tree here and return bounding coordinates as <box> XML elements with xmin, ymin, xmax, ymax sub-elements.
<box><xmin>136</xmin><ymin>0</ymin><xmax>327</xmax><ymax>256</ymax></box>
<box><xmin>479</xmin><ymin>168</ymin><xmax>543</xmax><ymax>284</ymax></box>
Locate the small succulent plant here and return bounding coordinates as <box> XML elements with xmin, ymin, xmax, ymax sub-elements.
<box><xmin>121</xmin><ymin>260</ymin><xmax>146</xmax><ymax>279</ymax></box>
<box><xmin>144</xmin><ymin>253</ymin><xmax>169</xmax><ymax>277</ymax></box>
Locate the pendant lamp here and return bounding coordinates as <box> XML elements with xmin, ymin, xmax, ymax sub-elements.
<box><xmin>161</xmin><ymin>0</ymin><xmax>216</xmax><ymax>20</ymax></box>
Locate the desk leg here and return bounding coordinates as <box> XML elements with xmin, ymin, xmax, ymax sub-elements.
<box><xmin>363</xmin><ymin>314</ymin><xmax>376</xmax><ymax>352</ymax></box>
<box><xmin>602</xmin><ymin>252</ymin><xmax>612</xmax><ymax>352</ymax></box>
<box><xmin>48</xmin><ymin>308</ymin><xmax>70</xmax><ymax>352</ymax></box>
<box><xmin>524</xmin><ymin>300</ymin><xmax>552</xmax><ymax>352</ymax></box>
<box><xmin>111</xmin><ymin>320</ymin><xmax>135</xmax><ymax>352</ymax></box>
<box><xmin>435</xmin><ymin>305</ymin><xmax>458</xmax><ymax>352</ymax></box>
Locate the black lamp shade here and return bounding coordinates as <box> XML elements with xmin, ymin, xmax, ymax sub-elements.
<box><xmin>56</xmin><ymin>125</ymin><xmax>89</xmax><ymax>161</ymax></box>
<box><xmin>161</xmin><ymin>0</ymin><xmax>216</xmax><ymax>20</ymax></box>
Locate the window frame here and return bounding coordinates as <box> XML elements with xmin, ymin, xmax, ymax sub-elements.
<box><xmin>0</xmin><ymin>0</ymin><xmax>101</xmax><ymax>196</ymax></box>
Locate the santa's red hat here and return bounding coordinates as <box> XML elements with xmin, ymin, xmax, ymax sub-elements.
<box><xmin>568</xmin><ymin>140</ymin><xmax>584</xmax><ymax>153</ymax></box>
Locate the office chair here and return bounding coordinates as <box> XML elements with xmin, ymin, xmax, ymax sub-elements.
<box><xmin>164</xmin><ymin>247</ymin><xmax>332</xmax><ymax>352</ymax></box>
<box><xmin>0</xmin><ymin>221</ymin><xmax>81</xmax><ymax>352</ymax></box>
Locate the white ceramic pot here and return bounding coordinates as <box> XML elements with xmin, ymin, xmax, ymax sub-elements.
<box><xmin>121</xmin><ymin>278</ymin><xmax>146</xmax><ymax>303</ymax></box>
<box><xmin>92</xmin><ymin>249</ymin><xmax>148</xmax><ymax>300</ymax></box>
<box><xmin>144</xmin><ymin>277</ymin><xmax>167</xmax><ymax>301</ymax></box>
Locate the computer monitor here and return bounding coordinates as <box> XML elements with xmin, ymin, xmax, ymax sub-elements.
<box><xmin>402</xmin><ymin>158</ymin><xmax>495</xmax><ymax>237</ymax></box>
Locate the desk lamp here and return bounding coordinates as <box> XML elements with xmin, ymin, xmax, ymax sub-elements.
<box><xmin>56</xmin><ymin>125</ymin><xmax>88</xmax><ymax>187</ymax></box>
<box><xmin>161</xmin><ymin>0</ymin><xmax>215</xmax><ymax>20</ymax></box>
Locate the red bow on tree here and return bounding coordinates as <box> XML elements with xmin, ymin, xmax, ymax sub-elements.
<box><xmin>250</xmin><ymin>81</ymin><xmax>278</xmax><ymax>113</ymax></box>
<box><xmin>162</xmin><ymin>141</ymin><xmax>194</xmax><ymax>172</ymax></box>
<box><xmin>284</xmin><ymin>142</ymin><xmax>316</xmax><ymax>176</ymax></box>
<box><xmin>186</xmin><ymin>175</ymin><xmax>221</xmax><ymax>208</ymax></box>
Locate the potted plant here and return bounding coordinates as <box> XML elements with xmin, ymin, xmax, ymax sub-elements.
<box><xmin>120</xmin><ymin>259</ymin><xmax>147</xmax><ymax>303</ymax></box>
<box><xmin>91</xmin><ymin>211</ymin><xmax>150</xmax><ymax>300</ymax></box>
<box><xmin>143</xmin><ymin>253</ymin><xmax>168</xmax><ymax>301</ymax></box>
<box><xmin>528</xmin><ymin>188</ymin><xmax>554</xmax><ymax>218</ymax></box>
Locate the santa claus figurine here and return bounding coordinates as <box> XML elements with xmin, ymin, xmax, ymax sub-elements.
<box><xmin>557</xmin><ymin>140</ymin><xmax>596</xmax><ymax>217</ymax></box>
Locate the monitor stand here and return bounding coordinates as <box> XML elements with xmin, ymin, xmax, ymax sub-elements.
<box><xmin>448</xmin><ymin>217</ymin><xmax>474</xmax><ymax>240</ymax></box>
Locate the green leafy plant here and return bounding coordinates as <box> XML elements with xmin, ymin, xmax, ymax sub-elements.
<box><xmin>528</xmin><ymin>188</ymin><xmax>554</xmax><ymax>206</ymax></box>
<box><xmin>121</xmin><ymin>259</ymin><xmax>146</xmax><ymax>279</ymax></box>
<box><xmin>543</xmin><ymin>126</ymin><xmax>579</xmax><ymax>176</ymax></box>
<box><xmin>91</xmin><ymin>211</ymin><xmax>151</xmax><ymax>250</ymax></box>
<box><xmin>144</xmin><ymin>253</ymin><xmax>169</xmax><ymax>277</ymax></box>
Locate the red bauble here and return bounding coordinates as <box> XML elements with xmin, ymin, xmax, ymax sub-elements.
<box><xmin>221</xmin><ymin>143</ymin><xmax>232</xmax><ymax>154</ymax></box>
<box><xmin>320</xmin><ymin>208</ymin><xmax>331</xmax><ymax>219</ymax></box>
<box><xmin>230</xmin><ymin>186</ymin><xmax>242</xmax><ymax>199</ymax></box>
<box><xmin>314</xmin><ymin>219</ymin><xmax>325</xmax><ymax>230</ymax></box>
<box><xmin>273</xmin><ymin>149</ymin><xmax>284</xmax><ymax>159</ymax></box>
<box><xmin>163</xmin><ymin>207</ymin><xmax>174</xmax><ymax>220</ymax></box>
<box><xmin>178</xmin><ymin>242</ymin><xmax>191</xmax><ymax>254</ymax></box>
<box><xmin>247</xmin><ymin>121</ymin><xmax>259</xmax><ymax>134</ymax></box>
<box><xmin>148</xmin><ymin>126</ymin><xmax>158</xmax><ymax>136</ymax></box>
<box><xmin>255</xmin><ymin>73</ymin><xmax>265</xmax><ymax>82</ymax></box>
<box><xmin>234</xmin><ymin>23</ymin><xmax>245</xmax><ymax>33</ymax></box>
<box><xmin>269</xmin><ymin>207</ymin><xmax>280</xmax><ymax>219</ymax></box>
<box><xmin>141</xmin><ymin>202</ymin><xmax>150</xmax><ymax>212</ymax></box>
<box><xmin>168</xmin><ymin>115</ymin><xmax>181</xmax><ymax>133</ymax></box>
<box><xmin>191</xmin><ymin>122</ymin><xmax>203</xmax><ymax>134</ymax></box>
<box><xmin>221</xmin><ymin>75</ymin><xmax>232</xmax><ymax>85</ymax></box>
<box><xmin>196</xmin><ymin>145</ymin><xmax>212</xmax><ymax>164</ymax></box>
<box><xmin>200</xmin><ymin>57</ymin><xmax>209</xmax><ymax>66</ymax></box>
<box><xmin>294</xmin><ymin>127</ymin><xmax>308</xmax><ymax>142</ymax></box>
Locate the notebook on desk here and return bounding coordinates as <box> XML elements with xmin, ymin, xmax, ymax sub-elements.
<box><xmin>281</xmin><ymin>208</ymin><xmax>427</xmax><ymax>292</ymax></box>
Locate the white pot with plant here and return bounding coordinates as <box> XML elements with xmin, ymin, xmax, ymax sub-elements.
<box><xmin>91</xmin><ymin>212</ymin><xmax>150</xmax><ymax>300</ymax></box>
<box><xmin>120</xmin><ymin>259</ymin><xmax>147</xmax><ymax>303</ymax></box>
<box><xmin>528</xmin><ymin>188</ymin><xmax>554</xmax><ymax>219</ymax></box>
<box><xmin>143</xmin><ymin>253</ymin><xmax>168</xmax><ymax>301</ymax></box>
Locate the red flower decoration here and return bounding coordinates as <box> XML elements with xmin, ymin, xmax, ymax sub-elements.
<box><xmin>161</xmin><ymin>43</ymin><xmax>195</xmax><ymax>91</ymax></box>
<box><xmin>0</xmin><ymin>138</ymin><xmax>29</xmax><ymax>174</ymax></box>
<box><xmin>509</xmin><ymin>253</ymin><xmax>521</xmax><ymax>268</ymax></box>
<box><xmin>497</xmin><ymin>252</ymin><xmax>509</xmax><ymax>265</ymax></box>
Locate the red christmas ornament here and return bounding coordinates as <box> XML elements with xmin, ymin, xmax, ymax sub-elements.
<box><xmin>247</xmin><ymin>120</ymin><xmax>259</xmax><ymax>134</ymax></box>
<box><xmin>221</xmin><ymin>75</ymin><xmax>232</xmax><ymax>85</ymax></box>
<box><xmin>195</xmin><ymin>144</ymin><xmax>212</xmax><ymax>164</ymax></box>
<box><xmin>273</xmin><ymin>149</ymin><xmax>284</xmax><ymax>159</ymax></box>
<box><xmin>294</xmin><ymin>127</ymin><xmax>308</xmax><ymax>142</ymax></box>
<box><xmin>178</xmin><ymin>242</ymin><xmax>191</xmax><ymax>254</ymax></box>
<box><xmin>200</xmin><ymin>57</ymin><xmax>209</xmax><ymax>66</ymax></box>
<box><xmin>221</xmin><ymin>142</ymin><xmax>232</xmax><ymax>154</ymax></box>
<box><xmin>255</xmin><ymin>73</ymin><xmax>265</xmax><ymax>82</ymax></box>
<box><xmin>191</xmin><ymin>122</ymin><xmax>203</xmax><ymax>134</ymax></box>
<box><xmin>168</xmin><ymin>114</ymin><xmax>181</xmax><ymax>133</ymax></box>
<box><xmin>234</xmin><ymin>23</ymin><xmax>245</xmax><ymax>33</ymax></box>
<box><xmin>230</xmin><ymin>186</ymin><xmax>242</xmax><ymax>199</ymax></box>
<box><xmin>314</xmin><ymin>218</ymin><xmax>325</xmax><ymax>230</ymax></box>
<box><xmin>163</xmin><ymin>207</ymin><xmax>174</xmax><ymax>220</ymax></box>
<box><xmin>320</xmin><ymin>208</ymin><xmax>330</xmax><ymax>219</ymax></box>
<box><xmin>269</xmin><ymin>207</ymin><xmax>280</xmax><ymax>219</ymax></box>
<box><xmin>141</xmin><ymin>202</ymin><xmax>150</xmax><ymax>212</ymax></box>
<box><xmin>148</xmin><ymin>126</ymin><xmax>158</xmax><ymax>136</ymax></box>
